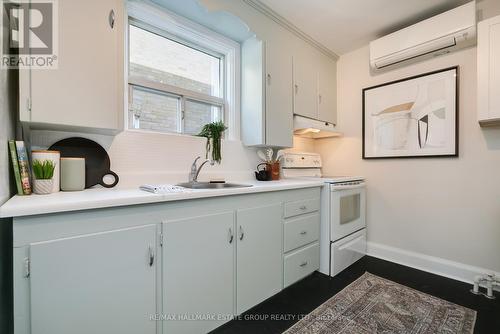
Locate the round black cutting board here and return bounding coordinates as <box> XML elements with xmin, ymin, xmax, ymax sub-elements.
<box><xmin>49</xmin><ymin>137</ymin><xmax>119</xmax><ymax>188</ymax></box>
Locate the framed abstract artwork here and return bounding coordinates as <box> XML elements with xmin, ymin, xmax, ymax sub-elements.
<box><xmin>362</xmin><ymin>67</ymin><xmax>458</xmax><ymax>159</ymax></box>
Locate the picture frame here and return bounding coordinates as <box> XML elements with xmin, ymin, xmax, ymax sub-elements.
<box><xmin>362</xmin><ymin>66</ymin><xmax>458</xmax><ymax>159</ymax></box>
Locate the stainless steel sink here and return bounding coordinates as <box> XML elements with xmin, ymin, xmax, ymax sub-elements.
<box><xmin>177</xmin><ymin>182</ymin><xmax>254</xmax><ymax>189</ymax></box>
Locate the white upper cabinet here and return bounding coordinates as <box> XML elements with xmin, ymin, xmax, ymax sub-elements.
<box><xmin>293</xmin><ymin>52</ymin><xmax>337</xmax><ymax>125</ymax></box>
<box><xmin>265</xmin><ymin>41</ymin><xmax>294</xmax><ymax>147</ymax></box>
<box><xmin>241</xmin><ymin>37</ymin><xmax>293</xmax><ymax>147</ymax></box>
<box><xmin>478</xmin><ymin>15</ymin><xmax>500</xmax><ymax>126</ymax></box>
<box><xmin>293</xmin><ymin>52</ymin><xmax>319</xmax><ymax>119</ymax></box>
<box><xmin>241</xmin><ymin>36</ymin><xmax>338</xmax><ymax>147</ymax></box>
<box><xmin>318</xmin><ymin>57</ymin><xmax>338</xmax><ymax>125</ymax></box>
<box><xmin>19</xmin><ymin>0</ymin><xmax>124</xmax><ymax>134</ymax></box>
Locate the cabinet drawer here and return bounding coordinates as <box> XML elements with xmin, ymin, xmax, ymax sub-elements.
<box><xmin>284</xmin><ymin>214</ymin><xmax>319</xmax><ymax>252</ymax></box>
<box><xmin>284</xmin><ymin>198</ymin><xmax>320</xmax><ymax>218</ymax></box>
<box><xmin>284</xmin><ymin>242</ymin><xmax>319</xmax><ymax>288</ymax></box>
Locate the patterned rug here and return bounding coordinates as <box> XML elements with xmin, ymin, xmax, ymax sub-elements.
<box><xmin>284</xmin><ymin>272</ymin><xmax>476</xmax><ymax>334</ymax></box>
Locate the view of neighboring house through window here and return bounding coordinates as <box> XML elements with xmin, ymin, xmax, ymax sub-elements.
<box><xmin>128</xmin><ymin>23</ymin><xmax>224</xmax><ymax>135</ymax></box>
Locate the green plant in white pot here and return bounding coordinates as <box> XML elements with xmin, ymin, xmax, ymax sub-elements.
<box><xmin>32</xmin><ymin>159</ymin><xmax>56</xmax><ymax>194</ymax></box>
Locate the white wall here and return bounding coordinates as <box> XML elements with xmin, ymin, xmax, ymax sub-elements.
<box><xmin>30</xmin><ymin>130</ymin><xmax>318</xmax><ymax>187</ymax></box>
<box><xmin>316</xmin><ymin>22</ymin><xmax>500</xmax><ymax>272</ymax></box>
<box><xmin>31</xmin><ymin>129</ymin><xmax>261</xmax><ymax>187</ymax></box>
<box><xmin>290</xmin><ymin>136</ymin><xmax>315</xmax><ymax>153</ymax></box>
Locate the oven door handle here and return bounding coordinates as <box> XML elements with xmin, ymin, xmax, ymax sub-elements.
<box><xmin>331</xmin><ymin>182</ymin><xmax>365</xmax><ymax>191</ymax></box>
<box><xmin>338</xmin><ymin>235</ymin><xmax>365</xmax><ymax>251</ymax></box>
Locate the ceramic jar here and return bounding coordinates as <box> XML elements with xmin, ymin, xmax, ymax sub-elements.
<box><xmin>60</xmin><ymin>158</ymin><xmax>86</xmax><ymax>191</ymax></box>
<box><xmin>266</xmin><ymin>162</ymin><xmax>280</xmax><ymax>181</ymax></box>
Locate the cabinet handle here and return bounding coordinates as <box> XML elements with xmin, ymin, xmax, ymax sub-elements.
<box><xmin>300</xmin><ymin>205</ymin><xmax>307</xmax><ymax>210</ymax></box>
<box><xmin>300</xmin><ymin>261</ymin><xmax>308</xmax><ymax>267</ymax></box>
<box><xmin>267</xmin><ymin>73</ymin><xmax>271</xmax><ymax>85</ymax></box>
<box><xmin>239</xmin><ymin>225</ymin><xmax>244</xmax><ymax>241</ymax></box>
<box><xmin>295</xmin><ymin>84</ymin><xmax>299</xmax><ymax>94</ymax></box>
<box><xmin>319</xmin><ymin>94</ymin><xmax>322</xmax><ymax>104</ymax></box>
<box><xmin>228</xmin><ymin>228</ymin><xmax>234</xmax><ymax>244</ymax></box>
<box><xmin>300</xmin><ymin>231</ymin><xmax>307</xmax><ymax>235</ymax></box>
<box><xmin>148</xmin><ymin>246</ymin><xmax>154</xmax><ymax>267</ymax></box>
<box><xmin>109</xmin><ymin>9</ymin><xmax>115</xmax><ymax>29</ymax></box>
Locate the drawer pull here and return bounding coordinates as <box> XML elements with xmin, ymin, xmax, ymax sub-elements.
<box><xmin>300</xmin><ymin>261</ymin><xmax>308</xmax><ymax>267</ymax></box>
<box><xmin>300</xmin><ymin>231</ymin><xmax>307</xmax><ymax>235</ymax></box>
<box><xmin>300</xmin><ymin>205</ymin><xmax>307</xmax><ymax>210</ymax></box>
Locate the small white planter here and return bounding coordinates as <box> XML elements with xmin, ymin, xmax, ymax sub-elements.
<box><xmin>34</xmin><ymin>179</ymin><xmax>54</xmax><ymax>195</ymax></box>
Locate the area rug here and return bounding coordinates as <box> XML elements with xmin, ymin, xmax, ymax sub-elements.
<box><xmin>284</xmin><ymin>272</ymin><xmax>476</xmax><ymax>334</ymax></box>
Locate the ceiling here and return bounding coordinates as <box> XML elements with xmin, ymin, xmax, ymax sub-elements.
<box><xmin>258</xmin><ymin>0</ymin><xmax>472</xmax><ymax>55</ymax></box>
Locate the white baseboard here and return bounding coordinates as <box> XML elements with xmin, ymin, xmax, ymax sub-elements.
<box><xmin>367</xmin><ymin>241</ymin><xmax>500</xmax><ymax>291</ymax></box>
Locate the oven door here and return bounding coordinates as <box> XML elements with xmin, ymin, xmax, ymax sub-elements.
<box><xmin>330</xmin><ymin>185</ymin><xmax>366</xmax><ymax>241</ymax></box>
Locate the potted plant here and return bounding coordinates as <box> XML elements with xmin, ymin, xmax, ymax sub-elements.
<box><xmin>32</xmin><ymin>159</ymin><xmax>56</xmax><ymax>194</ymax></box>
<box><xmin>198</xmin><ymin>121</ymin><xmax>228</xmax><ymax>164</ymax></box>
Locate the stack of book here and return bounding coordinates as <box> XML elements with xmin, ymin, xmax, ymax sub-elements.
<box><xmin>8</xmin><ymin>140</ymin><xmax>32</xmax><ymax>195</ymax></box>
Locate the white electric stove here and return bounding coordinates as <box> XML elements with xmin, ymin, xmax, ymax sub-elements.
<box><xmin>282</xmin><ymin>152</ymin><xmax>367</xmax><ymax>277</ymax></box>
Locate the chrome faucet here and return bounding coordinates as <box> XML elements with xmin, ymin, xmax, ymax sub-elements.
<box><xmin>189</xmin><ymin>157</ymin><xmax>211</xmax><ymax>183</ymax></box>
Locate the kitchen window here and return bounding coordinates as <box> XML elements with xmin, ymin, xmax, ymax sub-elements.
<box><xmin>127</xmin><ymin>3</ymin><xmax>239</xmax><ymax>138</ymax></box>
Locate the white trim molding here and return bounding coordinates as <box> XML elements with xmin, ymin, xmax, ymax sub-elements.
<box><xmin>367</xmin><ymin>241</ymin><xmax>500</xmax><ymax>291</ymax></box>
<box><xmin>242</xmin><ymin>0</ymin><xmax>339</xmax><ymax>60</ymax></box>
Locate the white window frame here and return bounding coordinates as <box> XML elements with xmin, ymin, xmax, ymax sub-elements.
<box><xmin>126</xmin><ymin>1</ymin><xmax>241</xmax><ymax>139</ymax></box>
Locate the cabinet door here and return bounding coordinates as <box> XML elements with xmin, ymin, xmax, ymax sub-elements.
<box><xmin>241</xmin><ymin>37</ymin><xmax>266</xmax><ymax>146</ymax></box>
<box><xmin>25</xmin><ymin>0</ymin><xmax>124</xmax><ymax>132</ymax></box>
<box><xmin>293</xmin><ymin>53</ymin><xmax>318</xmax><ymax>119</ymax></box>
<box><xmin>29</xmin><ymin>225</ymin><xmax>158</xmax><ymax>334</ymax></box>
<box><xmin>265</xmin><ymin>41</ymin><xmax>293</xmax><ymax>148</ymax></box>
<box><xmin>236</xmin><ymin>203</ymin><xmax>282</xmax><ymax>314</ymax></box>
<box><xmin>318</xmin><ymin>58</ymin><xmax>337</xmax><ymax>125</ymax></box>
<box><xmin>478</xmin><ymin>16</ymin><xmax>500</xmax><ymax>124</ymax></box>
<box><xmin>163</xmin><ymin>212</ymin><xmax>235</xmax><ymax>334</ymax></box>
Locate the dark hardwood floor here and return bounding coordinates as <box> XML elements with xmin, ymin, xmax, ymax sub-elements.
<box><xmin>211</xmin><ymin>256</ymin><xmax>500</xmax><ymax>334</ymax></box>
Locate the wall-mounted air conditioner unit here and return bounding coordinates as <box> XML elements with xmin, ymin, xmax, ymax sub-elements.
<box><xmin>370</xmin><ymin>1</ymin><xmax>476</xmax><ymax>71</ymax></box>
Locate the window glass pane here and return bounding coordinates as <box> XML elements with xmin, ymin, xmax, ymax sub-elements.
<box><xmin>184</xmin><ymin>100</ymin><xmax>223</xmax><ymax>135</ymax></box>
<box><xmin>129</xmin><ymin>86</ymin><xmax>180</xmax><ymax>133</ymax></box>
<box><xmin>129</xmin><ymin>25</ymin><xmax>222</xmax><ymax>98</ymax></box>
<box><xmin>340</xmin><ymin>194</ymin><xmax>360</xmax><ymax>225</ymax></box>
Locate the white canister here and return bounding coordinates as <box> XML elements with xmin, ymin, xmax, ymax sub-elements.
<box><xmin>60</xmin><ymin>158</ymin><xmax>85</xmax><ymax>191</ymax></box>
<box><xmin>31</xmin><ymin>150</ymin><xmax>60</xmax><ymax>193</ymax></box>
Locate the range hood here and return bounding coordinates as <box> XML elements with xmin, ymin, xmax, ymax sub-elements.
<box><xmin>293</xmin><ymin>115</ymin><xmax>342</xmax><ymax>139</ymax></box>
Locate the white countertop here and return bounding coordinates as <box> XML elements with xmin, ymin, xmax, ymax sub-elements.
<box><xmin>0</xmin><ymin>179</ymin><xmax>325</xmax><ymax>218</ymax></box>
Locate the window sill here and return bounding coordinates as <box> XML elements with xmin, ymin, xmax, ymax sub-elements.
<box><xmin>124</xmin><ymin>128</ymin><xmax>240</xmax><ymax>143</ymax></box>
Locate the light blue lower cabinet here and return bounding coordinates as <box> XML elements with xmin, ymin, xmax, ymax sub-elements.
<box><xmin>162</xmin><ymin>204</ymin><xmax>283</xmax><ymax>334</ymax></box>
<box><xmin>162</xmin><ymin>212</ymin><xmax>235</xmax><ymax>334</ymax></box>
<box><xmin>29</xmin><ymin>225</ymin><xmax>158</xmax><ymax>334</ymax></box>
<box><xmin>236</xmin><ymin>204</ymin><xmax>283</xmax><ymax>314</ymax></box>
<box><xmin>12</xmin><ymin>187</ymin><xmax>321</xmax><ymax>334</ymax></box>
